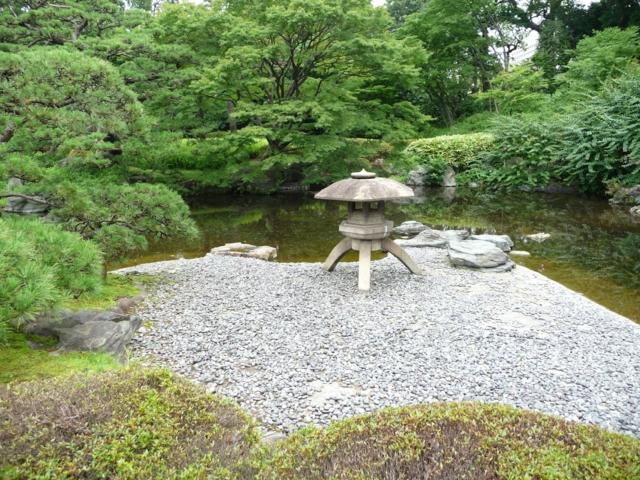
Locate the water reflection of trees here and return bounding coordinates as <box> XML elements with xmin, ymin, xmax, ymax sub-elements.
<box><xmin>166</xmin><ymin>191</ymin><xmax>640</xmax><ymax>288</ymax></box>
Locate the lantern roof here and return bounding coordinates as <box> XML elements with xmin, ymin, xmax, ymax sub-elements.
<box><xmin>314</xmin><ymin>170</ymin><xmax>414</xmax><ymax>202</ymax></box>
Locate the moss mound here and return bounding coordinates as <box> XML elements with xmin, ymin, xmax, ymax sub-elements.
<box><xmin>0</xmin><ymin>369</ymin><xmax>261</xmax><ymax>479</ymax></box>
<box><xmin>265</xmin><ymin>403</ymin><xmax>640</xmax><ymax>480</ymax></box>
<box><xmin>2</xmin><ymin>371</ymin><xmax>639</xmax><ymax>479</ymax></box>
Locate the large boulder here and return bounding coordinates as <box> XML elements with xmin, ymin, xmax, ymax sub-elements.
<box><xmin>209</xmin><ymin>242</ymin><xmax>277</xmax><ymax>261</ymax></box>
<box><xmin>448</xmin><ymin>240</ymin><xmax>514</xmax><ymax>271</ymax></box>
<box><xmin>26</xmin><ymin>309</ymin><xmax>124</xmax><ymax>337</ymax></box>
<box><xmin>393</xmin><ymin>221</ymin><xmax>427</xmax><ymax>237</ymax></box>
<box><xmin>469</xmin><ymin>234</ymin><xmax>514</xmax><ymax>252</ymax></box>
<box><xmin>23</xmin><ymin>296</ymin><xmax>145</xmax><ymax>358</ymax></box>
<box><xmin>56</xmin><ymin>317</ymin><xmax>141</xmax><ymax>358</ymax></box>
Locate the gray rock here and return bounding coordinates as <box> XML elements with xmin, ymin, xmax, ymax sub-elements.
<box><xmin>406</xmin><ymin>166</ymin><xmax>427</xmax><ymax>186</ymax></box>
<box><xmin>510</xmin><ymin>250</ymin><xmax>531</xmax><ymax>257</ymax></box>
<box><xmin>395</xmin><ymin>228</ymin><xmax>448</xmax><ymax>248</ymax></box>
<box><xmin>209</xmin><ymin>243</ymin><xmax>277</xmax><ymax>261</ymax></box>
<box><xmin>609</xmin><ymin>185</ymin><xmax>640</xmax><ymax>205</ymax></box>
<box><xmin>250</xmin><ymin>246</ymin><xmax>278</xmax><ymax>261</ymax></box>
<box><xmin>631</xmin><ymin>206</ymin><xmax>640</xmax><ymax>217</ymax></box>
<box><xmin>448</xmin><ymin>240</ymin><xmax>510</xmax><ymax>269</ymax></box>
<box><xmin>440</xmin><ymin>229</ymin><xmax>469</xmax><ymax>243</ymax></box>
<box><xmin>3</xmin><ymin>195</ymin><xmax>50</xmax><ymax>214</ymax></box>
<box><xmin>442</xmin><ymin>166</ymin><xmax>456</xmax><ymax>188</ymax></box>
<box><xmin>524</xmin><ymin>233</ymin><xmax>551</xmax><ymax>243</ymax></box>
<box><xmin>25</xmin><ymin>309</ymin><xmax>128</xmax><ymax>336</ymax></box>
<box><xmin>393</xmin><ymin>221</ymin><xmax>427</xmax><ymax>237</ymax></box>
<box><xmin>475</xmin><ymin>260</ymin><xmax>516</xmax><ymax>273</ymax></box>
<box><xmin>7</xmin><ymin>177</ymin><xmax>23</xmax><ymax>189</ymax></box>
<box><xmin>56</xmin><ymin>317</ymin><xmax>142</xmax><ymax>357</ymax></box>
<box><xmin>396</xmin><ymin>228</ymin><xmax>469</xmax><ymax>249</ymax></box>
<box><xmin>469</xmin><ymin>234</ymin><xmax>514</xmax><ymax>252</ymax></box>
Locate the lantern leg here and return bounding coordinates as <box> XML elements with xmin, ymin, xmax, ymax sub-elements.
<box><xmin>358</xmin><ymin>240</ymin><xmax>372</xmax><ymax>291</ymax></box>
<box><xmin>381</xmin><ymin>238</ymin><xmax>422</xmax><ymax>275</ymax></box>
<box><xmin>322</xmin><ymin>237</ymin><xmax>352</xmax><ymax>272</ymax></box>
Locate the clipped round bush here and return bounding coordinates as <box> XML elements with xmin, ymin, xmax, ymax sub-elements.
<box><xmin>0</xmin><ymin>216</ymin><xmax>102</xmax><ymax>336</ymax></box>
<box><xmin>265</xmin><ymin>402</ymin><xmax>640</xmax><ymax>480</ymax></box>
<box><xmin>0</xmin><ymin>369</ymin><xmax>261</xmax><ymax>479</ymax></box>
<box><xmin>403</xmin><ymin>133</ymin><xmax>494</xmax><ymax>184</ymax></box>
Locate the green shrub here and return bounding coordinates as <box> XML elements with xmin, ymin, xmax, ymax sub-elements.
<box><xmin>557</xmin><ymin>69</ymin><xmax>640</xmax><ymax>191</ymax></box>
<box><xmin>0</xmin><ymin>369</ymin><xmax>261</xmax><ymax>479</ymax></box>
<box><xmin>402</xmin><ymin>133</ymin><xmax>494</xmax><ymax>184</ymax></box>
<box><xmin>465</xmin><ymin>116</ymin><xmax>563</xmax><ymax>189</ymax></box>
<box><xmin>0</xmin><ymin>217</ymin><xmax>102</xmax><ymax>339</ymax></box>
<box><xmin>476</xmin><ymin>69</ymin><xmax>640</xmax><ymax>193</ymax></box>
<box><xmin>264</xmin><ymin>402</ymin><xmax>640</xmax><ymax>480</ymax></box>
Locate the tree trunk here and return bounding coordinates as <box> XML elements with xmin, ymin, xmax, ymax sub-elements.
<box><xmin>227</xmin><ymin>100</ymin><xmax>237</xmax><ymax>132</ymax></box>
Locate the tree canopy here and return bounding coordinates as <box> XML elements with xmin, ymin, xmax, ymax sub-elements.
<box><xmin>0</xmin><ymin>0</ymin><xmax>639</xmax><ymax>260</ymax></box>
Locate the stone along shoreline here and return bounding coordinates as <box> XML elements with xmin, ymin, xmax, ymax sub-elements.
<box><xmin>117</xmin><ymin>246</ymin><xmax>640</xmax><ymax>438</ymax></box>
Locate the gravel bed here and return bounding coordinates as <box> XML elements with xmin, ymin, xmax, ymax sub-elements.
<box><xmin>117</xmin><ymin>248</ymin><xmax>640</xmax><ymax>437</ymax></box>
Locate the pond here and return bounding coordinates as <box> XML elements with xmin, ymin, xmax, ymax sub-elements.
<box><xmin>114</xmin><ymin>189</ymin><xmax>640</xmax><ymax>323</ymax></box>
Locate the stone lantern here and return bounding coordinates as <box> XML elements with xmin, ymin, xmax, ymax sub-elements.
<box><xmin>315</xmin><ymin>169</ymin><xmax>422</xmax><ymax>291</ymax></box>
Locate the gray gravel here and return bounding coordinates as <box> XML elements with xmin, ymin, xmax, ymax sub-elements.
<box><xmin>117</xmin><ymin>248</ymin><xmax>640</xmax><ymax>437</ymax></box>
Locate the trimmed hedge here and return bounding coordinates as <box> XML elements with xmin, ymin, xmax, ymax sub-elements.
<box><xmin>403</xmin><ymin>133</ymin><xmax>494</xmax><ymax>184</ymax></box>
<box><xmin>0</xmin><ymin>216</ymin><xmax>102</xmax><ymax>340</ymax></box>
<box><xmin>265</xmin><ymin>402</ymin><xmax>640</xmax><ymax>480</ymax></box>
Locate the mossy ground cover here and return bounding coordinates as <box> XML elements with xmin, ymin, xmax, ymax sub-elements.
<box><xmin>265</xmin><ymin>403</ymin><xmax>640</xmax><ymax>480</ymax></box>
<box><xmin>0</xmin><ymin>369</ymin><xmax>262</xmax><ymax>480</ymax></box>
<box><xmin>0</xmin><ymin>330</ymin><xmax>120</xmax><ymax>384</ymax></box>
<box><xmin>61</xmin><ymin>273</ymin><xmax>154</xmax><ymax>312</ymax></box>
<box><xmin>1</xmin><ymin>368</ymin><xmax>639</xmax><ymax>480</ymax></box>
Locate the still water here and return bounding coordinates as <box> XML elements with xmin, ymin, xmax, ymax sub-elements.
<box><xmin>115</xmin><ymin>189</ymin><xmax>640</xmax><ymax>322</ymax></box>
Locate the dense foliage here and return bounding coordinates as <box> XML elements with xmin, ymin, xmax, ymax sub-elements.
<box><xmin>1</xmin><ymin>0</ymin><xmax>639</xmax><ymax>197</ymax></box>
<box><xmin>467</xmin><ymin>67</ymin><xmax>640</xmax><ymax>192</ymax></box>
<box><xmin>0</xmin><ymin>217</ymin><xmax>102</xmax><ymax>341</ymax></box>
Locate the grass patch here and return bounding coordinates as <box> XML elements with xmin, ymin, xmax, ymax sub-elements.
<box><xmin>61</xmin><ymin>273</ymin><xmax>154</xmax><ymax>311</ymax></box>
<box><xmin>0</xmin><ymin>368</ymin><xmax>262</xmax><ymax>479</ymax></box>
<box><xmin>264</xmin><ymin>403</ymin><xmax>640</xmax><ymax>480</ymax></box>
<box><xmin>0</xmin><ymin>330</ymin><xmax>120</xmax><ymax>384</ymax></box>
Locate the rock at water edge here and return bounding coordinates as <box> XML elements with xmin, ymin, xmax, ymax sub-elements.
<box><xmin>442</xmin><ymin>166</ymin><xmax>456</xmax><ymax>188</ymax></box>
<box><xmin>393</xmin><ymin>220</ymin><xmax>427</xmax><ymax>237</ymax></box>
<box><xmin>469</xmin><ymin>234</ymin><xmax>514</xmax><ymax>252</ymax></box>
<box><xmin>448</xmin><ymin>240</ymin><xmax>510</xmax><ymax>269</ymax></box>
